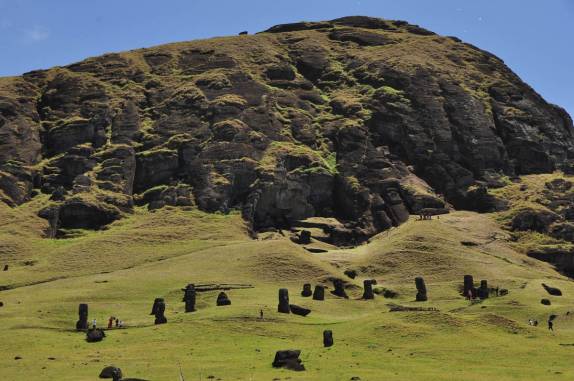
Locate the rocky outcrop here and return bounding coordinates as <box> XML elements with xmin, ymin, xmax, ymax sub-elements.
<box><xmin>0</xmin><ymin>16</ymin><xmax>572</xmax><ymax>243</ymax></box>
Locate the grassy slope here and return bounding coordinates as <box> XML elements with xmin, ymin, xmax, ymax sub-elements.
<box><xmin>1</xmin><ymin>202</ymin><xmax>574</xmax><ymax>381</ymax></box>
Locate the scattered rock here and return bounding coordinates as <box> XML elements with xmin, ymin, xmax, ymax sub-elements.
<box><xmin>216</xmin><ymin>292</ymin><xmax>231</xmax><ymax>306</ymax></box>
<box><xmin>289</xmin><ymin>304</ymin><xmax>311</xmax><ymax>317</ymax></box>
<box><xmin>3</xmin><ymin>265</ymin><xmax>8</xmax><ymax>271</ymax></box>
<box><xmin>278</xmin><ymin>288</ymin><xmax>290</xmax><ymax>313</ymax></box>
<box><xmin>272</xmin><ymin>350</ymin><xmax>305</xmax><ymax>371</ymax></box>
<box><xmin>511</xmin><ymin>209</ymin><xmax>560</xmax><ymax>233</ymax></box>
<box><xmin>541</xmin><ymin>299</ymin><xmax>551</xmax><ymax>306</ymax></box>
<box><xmin>14</xmin><ymin>356</ymin><xmax>22</xmax><ymax>360</ymax></box>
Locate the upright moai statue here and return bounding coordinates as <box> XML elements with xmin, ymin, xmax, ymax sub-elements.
<box><xmin>154</xmin><ymin>299</ymin><xmax>167</xmax><ymax>325</ymax></box>
<box><xmin>151</xmin><ymin>298</ymin><xmax>164</xmax><ymax>315</ymax></box>
<box><xmin>332</xmin><ymin>279</ymin><xmax>348</xmax><ymax>298</ymax></box>
<box><xmin>362</xmin><ymin>279</ymin><xmax>374</xmax><ymax>300</ymax></box>
<box><xmin>478</xmin><ymin>280</ymin><xmax>489</xmax><ymax>299</ymax></box>
<box><xmin>463</xmin><ymin>275</ymin><xmax>475</xmax><ymax>298</ymax></box>
<box><xmin>301</xmin><ymin>283</ymin><xmax>312</xmax><ymax>297</ymax></box>
<box><xmin>183</xmin><ymin>284</ymin><xmax>196</xmax><ymax>312</ymax></box>
<box><xmin>323</xmin><ymin>330</ymin><xmax>334</xmax><ymax>347</ymax></box>
<box><xmin>313</xmin><ymin>285</ymin><xmax>325</xmax><ymax>301</ymax></box>
<box><xmin>278</xmin><ymin>288</ymin><xmax>290</xmax><ymax>313</ymax></box>
<box><xmin>76</xmin><ymin>303</ymin><xmax>89</xmax><ymax>331</ymax></box>
<box><xmin>415</xmin><ymin>277</ymin><xmax>428</xmax><ymax>301</ymax></box>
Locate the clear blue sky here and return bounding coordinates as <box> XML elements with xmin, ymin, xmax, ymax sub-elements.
<box><xmin>1</xmin><ymin>0</ymin><xmax>572</xmax><ymax>117</ymax></box>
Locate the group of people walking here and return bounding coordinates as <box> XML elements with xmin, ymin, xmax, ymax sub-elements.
<box><xmin>89</xmin><ymin>317</ymin><xmax>124</xmax><ymax>329</ymax></box>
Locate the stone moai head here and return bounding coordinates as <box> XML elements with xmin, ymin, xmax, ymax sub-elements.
<box><xmin>151</xmin><ymin>298</ymin><xmax>164</xmax><ymax>315</ymax></box>
<box><xmin>415</xmin><ymin>277</ymin><xmax>428</xmax><ymax>301</ymax></box>
<box><xmin>313</xmin><ymin>285</ymin><xmax>325</xmax><ymax>301</ymax></box>
<box><xmin>463</xmin><ymin>275</ymin><xmax>475</xmax><ymax>297</ymax></box>
<box><xmin>183</xmin><ymin>284</ymin><xmax>196</xmax><ymax>312</ymax></box>
<box><xmin>362</xmin><ymin>279</ymin><xmax>374</xmax><ymax>300</ymax></box>
<box><xmin>216</xmin><ymin>291</ymin><xmax>231</xmax><ymax>306</ymax></box>
<box><xmin>278</xmin><ymin>288</ymin><xmax>290</xmax><ymax>313</ymax></box>
<box><xmin>76</xmin><ymin>303</ymin><xmax>89</xmax><ymax>331</ymax></box>
<box><xmin>323</xmin><ymin>330</ymin><xmax>334</xmax><ymax>347</ymax></box>
<box><xmin>301</xmin><ymin>283</ymin><xmax>312</xmax><ymax>297</ymax></box>
<box><xmin>154</xmin><ymin>300</ymin><xmax>167</xmax><ymax>325</ymax></box>
<box><xmin>332</xmin><ymin>279</ymin><xmax>348</xmax><ymax>298</ymax></box>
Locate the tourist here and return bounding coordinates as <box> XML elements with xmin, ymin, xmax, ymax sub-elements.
<box><xmin>260</xmin><ymin>309</ymin><xmax>264</xmax><ymax>320</ymax></box>
<box><xmin>92</xmin><ymin>318</ymin><xmax>97</xmax><ymax>329</ymax></box>
<box><xmin>108</xmin><ymin>316</ymin><xmax>114</xmax><ymax>329</ymax></box>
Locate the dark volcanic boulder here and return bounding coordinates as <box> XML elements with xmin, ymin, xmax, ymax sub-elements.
<box><xmin>216</xmin><ymin>292</ymin><xmax>231</xmax><ymax>306</ymax></box>
<box><xmin>289</xmin><ymin>304</ymin><xmax>311</xmax><ymax>317</ymax></box>
<box><xmin>86</xmin><ymin>328</ymin><xmax>106</xmax><ymax>343</ymax></box>
<box><xmin>542</xmin><ymin>283</ymin><xmax>562</xmax><ymax>296</ymax></box>
<box><xmin>511</xmin><ymin>209</ymin><xmax>560</xmax><ymax>233</ymax></box>
<box><xmin>99</xmin><ymin>366</ymin><xmax>123</xmax><ymax>379</ymax></box>
<box><xmin>541</xmin><ymin>298</ymin><xmax>551</xmax><ymax>306</ymax></box>
<box><xmin>272</xmin><ymin>350</ymin><xmax>305</xmax><ymax>371</ymax></box>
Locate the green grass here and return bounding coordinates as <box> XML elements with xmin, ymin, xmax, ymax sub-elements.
<box><xmin>1</xmin><ymin>205</ymin><xmax>574</xmax><ymax>380</ymax></box>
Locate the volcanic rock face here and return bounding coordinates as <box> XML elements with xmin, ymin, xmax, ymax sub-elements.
<box><xmin>1</xmin><ymin>16</ymin><xmax>572</xmax><ymax>240</ymax></box>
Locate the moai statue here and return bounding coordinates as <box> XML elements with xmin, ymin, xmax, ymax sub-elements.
<box><xmin>301</xmin><ymin>283</ymin><xmax>312</xmax><ymax>297</ymax></box>
<box><xmin>183</xmin><ymin>284</ymin><xmax>196</xmax><ymax>312</ymax></box>
<box><xmin>299</xmin><ymin>230</ymin><xmax>311</xmax><ymax>244</ymax></box>
<box><xmin>76</xmin><ymin>303</ymin><xmax>89</xmax><ymax>331</ymax></box>
<box><xmin>362</xmin><ymin>280</ymin><xmax>374</xmax><ymax>300</ymax></box>
<box><xmin>323</xmin><ymin>330</ymin><xmax>334</xmax><ymax>347</ymax></box>
<box><xmin>415</xmin><ymin>277</ymin><xmax>428</xmax><ymax>302</ymax></box>
<box><xmin>154</xmin><ymin>299</ymin><xmax>167</xmax><ymax>324</ymax></box>
<box><xmin>331</xmin><ymin>279</ymin><xmax>348</xmax><ymax>298</ymax></box>
<box><xmin>151</xmin><ymin>298</ymin><xmax>164</xmax><ymax>315</ymax></box>
<box><xmin>313</xmin><ymin>285</ymin><xmax>325</xmax><ymax>301</ymax></box>
<box><xmin>478</xmin><ymin>280</ymin><xmax>489</xmax><ymax>299</ymax></box>
<box><xmin>216</xmin><ymin>292</ymin><xmax>231</xmax><ymax>306</ymax></box>
<box><xmin>463</xmin><ymin>275</ymin><xmax>475</xmax><ymax>298</ymax></box>
<box><xmin>278</xmin><ymin>288</ymin><xmax>290</xmax><ymax>313</ymax></box>
<box><xmin>3</xmin><ymin>264</ymin><xmax>8</xmax><ymax>271</ymax></box>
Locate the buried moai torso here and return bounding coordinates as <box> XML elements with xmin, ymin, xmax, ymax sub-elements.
<box><xmin>301</xmin><ymin>283</ymin><xmax>312</xmax><ymax>297</ymax></box>
<box><xmin>331</xmin><ymin>279</ymin><xmax>348</xmax><ymax>298</ymax></box>
<box><xmin>183</xmin><ymin>284</ymin><xmax>196</xmax><ymax>312</ymax></box>
<box><xmin>76</xmin><ymin>303</ymin><xmax>89</xmax><ymax>331</ymax></box>
<box><xmin>415</xmin><ymin>277</ymin><xmax>428</xmax><ymax>301</ymax></box>
<box><xmin>362</xmin><ymin>280</ymin><xmax>374</xmax><ymax>300</ymax></box>
<box><xmin>278</xmin><ymin>288</ymin><xmax>290</xmax><ymax>313</ymax></box>
<box><xmin>371</xmin><ymin>180</ymin><xmax>410</xmax><ymax>230</ymax></box>
<box><xmin>153</xmin><ymin>299</ymin><xmax>167</xmax><ymax>324</ymax></box>
<box><xmin>313</xmin><ymin>285</ymin><xmax>325</xmax><ymax>301</ymax></box>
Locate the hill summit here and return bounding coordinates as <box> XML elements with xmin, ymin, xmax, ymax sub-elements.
<box><xmin>1</xmin><ymin>16</ymin><xmax>573</xmax><ymax>241</ymax></box>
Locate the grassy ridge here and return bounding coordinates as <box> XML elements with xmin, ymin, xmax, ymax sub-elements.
<box><xmin>1</xmin><ymin>204</ymin><xmax>574</xmax><ymax>380</ymax></box>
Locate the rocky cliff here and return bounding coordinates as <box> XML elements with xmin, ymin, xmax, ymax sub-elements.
<box><xmin>1</xmin><ymin>16</ymin><xmax>573</xmax><ymax>241</ymax></box>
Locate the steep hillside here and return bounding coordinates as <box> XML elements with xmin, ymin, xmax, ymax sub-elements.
<box><xmin>1</xmin><ymin>16</ymin><xmax>573</xmax><ymax>243</ymax></box>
